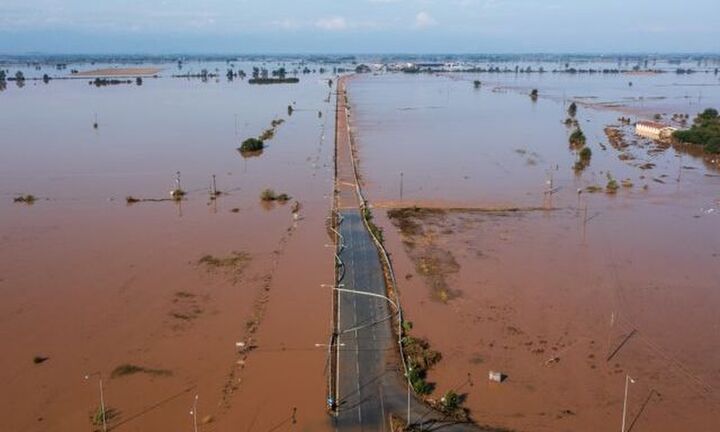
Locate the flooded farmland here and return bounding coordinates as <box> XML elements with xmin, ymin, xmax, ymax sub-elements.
<box><xmin>1</xmin><ymin>60</ymin><xmax>339</xmax><ymax>431</ymax></box>
<box><xmin>2</xmin><ymin>55</ymin><xmax>720</xmax><ymax>432</ymax></box>
<box><xmin>347</xmin><ymin>67</ymin><xmax>720</xmax><ymax>431</ymax></box>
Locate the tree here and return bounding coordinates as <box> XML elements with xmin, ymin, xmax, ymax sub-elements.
<box><xmin>567</xmin><ymin>102</ymin><xmax>577</xmax><ymax>118</ymax></box>
<box><xmin>0</xmin><ymin>70</ymin><xmax>6</xmax><ymax>81</ymax></box>
<box><xmin>569</xmin><ymin>128</ymin><xmax>586</xmax><ymax>147</ymax></box>
<box><xmin>15</xmin><ymin>71</ymin><xmax>25</xmax><ymax>81</ymax></box>
<box><xmin>135</xmin><ymin>77</ymin><xmax>143</xmax><ymax>86</ymax></box>
<box><xmin>42</xmin><ymin>74</ymin><xmax>50</xmax><ymax>84</ymax></box>
<box><xmin>580</xmin><ymin>147</ymin><xmax>592</xmax><ymax>161</ymax></box>
<box><xmin>705</xmin><ymin>137</ymin><xmax>720</xmax><ymax>154</ymax></box>
<box><xmin>530</xmin><ymin>88</ymin><xmax>538</xmax><ymax>101</ymax></box>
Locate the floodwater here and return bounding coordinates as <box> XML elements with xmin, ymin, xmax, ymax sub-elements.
<box><xmin>1</xmin><ymin>61</ymin><xmax>338</xmax><ymax>431</ymax></box>
<box><xmin>348</xmin><ymin>69</ymin><xmax>720</xmax><ymax>431</ymax></box>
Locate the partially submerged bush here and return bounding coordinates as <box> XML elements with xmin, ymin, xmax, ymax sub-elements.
<box><xmin>441</xmin><ymin>390</ymin><xmax>461</xmax><ymax>412</ymax></box>
<box><xmin>606</xmin><ymin>174</ymin><xmax>619</xmax><ymax>194</ymax></box>
<box><xmin>567</xmin><ymin>102</ymin><xmax>578</xmax><ymax>118</ymax></box>
<box><xmin>569</xmin><ymin>128</ymin><xmax>587</xmax><ymax>147</ymax></box>
<box><xmin>111</xmin><ymin>363</ymin><xmax>172</xmax><ymax>379</ymax></box>
<box><xmin>13</xmin><ymin>194</ymin><xmax>36</xmax><ymax>204</ymax></box>
<box><xmin>259</xmin><ymin>188</ymin><xmax>290</xmax><ymax>202</ymax></box>
<box><xmin>170</xmin><ymin>189</ymin><xmax>186</xmax><ymax>201</ymax></box>
<box><xmin>239</xmin><ymin>137</ymin><xmax>264</xmax><ymax>153</ymax></box>
<box><xmin>579</xmin><ymin>147</ymin><xmax>592</xmax><ymax>161</ymax></box>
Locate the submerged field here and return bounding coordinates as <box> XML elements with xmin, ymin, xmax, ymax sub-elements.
<box><xmin>348</xmin><ymin>70</ymin><xmax>720</xmax><ymax>431</ymax></box>
<box><xmin>0</xmin><ymin>60</ymin><xmax>338</xmax><ymax>431</ymax></box>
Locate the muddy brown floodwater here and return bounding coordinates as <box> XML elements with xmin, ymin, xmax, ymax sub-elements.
<box><xmin>0</xmin><ymin>61</ymin><xmax>338</xmax><ymax>431</ymax></box>
<box><xmin>348</xmin><ymin>72</ymin><xmax>720</xmax><ymax>431</ymax></box>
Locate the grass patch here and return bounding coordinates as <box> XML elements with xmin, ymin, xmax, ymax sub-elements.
<box><xmin>363</xmin><ymin>207</ymin><xmax>384</xmax><ymax>244</ymax></box>
<box><xmin>111</xmin><ymin>363</ymin><xmax>172</xmax><ymax>379</ymax></box>
<box><xmin>90</xmin><ymin>406</ymin><xmax>119</xmax><ymax>429</ymax></box>
<box><xmin>198</xmin><ymin>251</ymin><xmax>250</xmax><ymax>269</ymax></box>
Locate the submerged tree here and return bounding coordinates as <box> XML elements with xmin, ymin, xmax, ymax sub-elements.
<box><xmin>569</xmin><ymin>128</ymin><xmax>586</xmax><ymax>147</ymax></box>
<box><xmin>567</xmin><ymin>102</ymin><xmax>577</xmax><ymax>118</ymax></box>
<box><xmin>530</xmin><ymin>88</ymin><xmax>538</xmax><ymax>101</ymax></box>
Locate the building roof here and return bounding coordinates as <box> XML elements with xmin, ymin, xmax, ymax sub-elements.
<box><xmin>636</xmin><ymin>120</ymin><xmax>671</xmax><ymax>130</ymax></box>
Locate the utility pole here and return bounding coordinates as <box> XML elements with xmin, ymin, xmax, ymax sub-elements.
<box><xmin>621</xmin><ymin>374</ymin><xmax>636</xmax><ymax>432</ymax></box>
<box><xmin>190</xmin><ymin>394</ymin><xmax>199</xmax><ymax>432</ymax></box>
<box><xmin>399</xmin><ymin>171</ymin><xmax>404</xmax><ymax>200</ymax></box>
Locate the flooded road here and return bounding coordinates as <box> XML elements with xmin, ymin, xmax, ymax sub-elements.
<box><xmin>348</xmin><ymin>69</ymin><xmax>720</xmax><ymax>431</ymax></box>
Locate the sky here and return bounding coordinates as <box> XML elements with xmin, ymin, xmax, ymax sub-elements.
<box><xmin>0</xmin><ymin>0</ymin><xmax>719</xmax><ymax>54</ymax></box>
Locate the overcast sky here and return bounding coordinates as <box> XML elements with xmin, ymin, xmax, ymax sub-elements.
<box><xmin>1</xmin><ymin>0</ymin><xmax>718</xmax><ymax>54</ymax></box>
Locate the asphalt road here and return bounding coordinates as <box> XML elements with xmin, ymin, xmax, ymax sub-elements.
<box><xmin>334</xmin><ymin>209</ymin><xmax>482</xmax><ymax>431</ymax></box>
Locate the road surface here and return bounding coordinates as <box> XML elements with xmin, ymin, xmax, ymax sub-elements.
<box><xmin>331</xmin><ymin>76</ymin><xmax>485</xmax><ymax>431</ymax></box>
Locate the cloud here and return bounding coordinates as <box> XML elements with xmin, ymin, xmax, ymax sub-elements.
<box><xmin>414</xmin><ymin>11</ymin><xmax>437</xmax><ymax>29</ymax></box>
<box><xmin>271</xmin><ymin>18</ymin><xmax>302</xmax><ymax>30</ymax></box>
<box><xmin>315</xmin><ymin>16</ymin><xmax>348</xmax><ymax>31</ymax></box>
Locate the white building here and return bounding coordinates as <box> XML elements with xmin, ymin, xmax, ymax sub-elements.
<box><xmin>635</xmin><ymin>120</ymin><xmax>677</xmax><ymax>140</ymax></box>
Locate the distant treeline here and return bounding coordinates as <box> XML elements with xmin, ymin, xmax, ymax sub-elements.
<box><xmin>402</xmin><ymin>65</ymin><xmax>718</xmax><ymax>75</ymax></box>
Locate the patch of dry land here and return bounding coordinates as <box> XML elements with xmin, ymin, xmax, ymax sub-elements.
<box><xmin>72</xmin><ymin>67</ymin><xmax>162</xmax><ymax>77</ymax></box>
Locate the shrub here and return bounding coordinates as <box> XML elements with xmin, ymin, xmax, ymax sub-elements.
<box><xmin>567</xmin><ymin>102</ymin><xmax>577</xmax><ymax>117</ymax></box>
<box><xmin>705</xmin><ymin>137</ymin><xmax>720</xmax><ymax>154</ymax></box>
<box><xmin>260</xmin><ymin>189</ymin><xmax>291</xmax><ymax>202</ymax></box>
<box><xmin>239</xmin><ymin>137</ymin><xmax>264</xmax><ymax>153</ymax></box>
<box><xmin>260</xmin><ymin>188</ymin><xmax>276</xmax><ymax>201</ymax></box>
<box><xmin>441</xmin><ymin>390</ymin><xmax>460</xmax><ymax>411</ymax></box>
<box><xmin>13</xmin><ymin>194</ymin><xmax>36</xmax><ymax>204</ymax></box>
<box><xmin>606</xmin><ymin>174</ymin><xmax>619</xmax><ymax>193</ymax></box>
<box><xmin>569</xmin><ymin>129</ymin><xmax>586</xmax><ymax>147</ymax></box>
<box><xmin>579</xmin><ymin>147</ymin><xmax>592</xmax><ymax>160</ymax></box>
